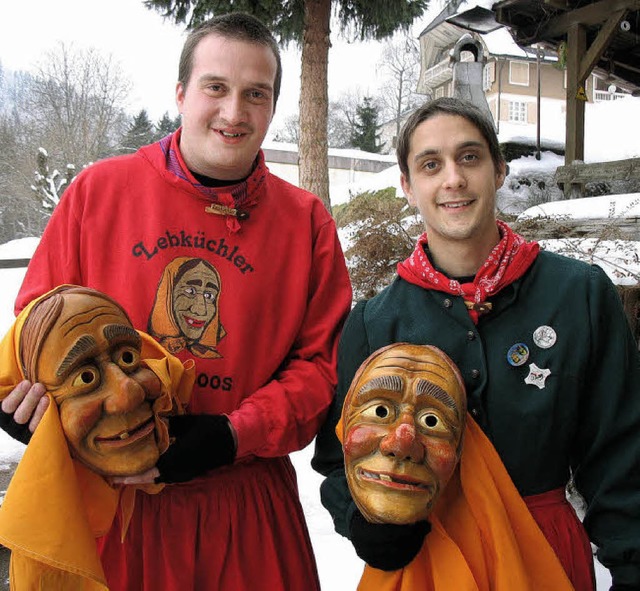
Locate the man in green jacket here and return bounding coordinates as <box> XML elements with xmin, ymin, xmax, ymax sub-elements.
<box><xmin>313</xmin><ymin>97</ymin><xmax>640</xmax><ymax>591</ymax></box>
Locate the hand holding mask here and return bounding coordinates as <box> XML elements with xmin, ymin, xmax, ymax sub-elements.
<box><xmin>17</xmin><ymin>285</ymin><xmax>190</xmax><ymax>477</ymax></box>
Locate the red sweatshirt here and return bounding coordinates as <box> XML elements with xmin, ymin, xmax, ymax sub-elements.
<box><xmin>17</xmin><ymin>132</ymin><xmax>352</xmax><ymax>461</ymax></box>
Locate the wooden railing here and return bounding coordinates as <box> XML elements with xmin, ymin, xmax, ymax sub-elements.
<box><xmin>0</xmin><ymin>259</ymin><xmax>31</xmax><ymax>269</ymax></box>
<box><xmin>555</xmin><ymin>157</ymin><xmax>640</xmax><ymax>200</ymax></box>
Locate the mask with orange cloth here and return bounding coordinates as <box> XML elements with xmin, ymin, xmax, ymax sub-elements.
<box><xmin>0</xmin><ymin>285</ymin><xmax>195</xmax><ymax>590</ymax></box>
<box><xmin>337</xmin><ymin>343</ymin><xmax>575</xmax><ymax>591</ymax></box>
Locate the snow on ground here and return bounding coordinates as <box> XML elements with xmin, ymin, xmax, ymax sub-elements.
<box><xmin>517</xmin><ymin>194</ymin><xmax>640</xmax><ymax>285</ymax></box>
<box><xmin>519</xmin><ymin>192</ymin><xmax>640</xmax><ymax>220</ymax></box>
<box><xmin>0</xmin><ymin>237</ymin><xmax>616</xmax><ymax>588</ymax></box>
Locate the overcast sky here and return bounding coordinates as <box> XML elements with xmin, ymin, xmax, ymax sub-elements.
<box><xmin>0</xmin><ymin>0</ymin><xmax>433</xmax><ymax>131</ymax></box>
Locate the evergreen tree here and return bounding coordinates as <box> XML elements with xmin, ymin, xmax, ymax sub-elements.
<box><xmin>155</xmin><ymin>111</ymin><xmax>182</xmax><ymax>141</ymax></box>
<box><xmin>350</xmin><ymin>97</ymin><xmax>382</xmax><ymax>153</ymax></box>
<box><xmin>119</xmin><ymin>109</ymin><xmax>155</xmax><ymax>154</ymax></box>
<box><xmin>144</xmin><ymin>0</ymin><xmax>430</xmax><ymax>210</ymax></box>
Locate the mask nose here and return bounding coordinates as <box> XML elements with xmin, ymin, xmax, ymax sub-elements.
<box><xmin>379</xmin><ymin>417</ymin><xmax>425</xmax><ymax>463</ymax></box>
<box><xmin>102</xmin><ymin>364</ymin><xmax>146</xmax><ymax>414</ymax></box>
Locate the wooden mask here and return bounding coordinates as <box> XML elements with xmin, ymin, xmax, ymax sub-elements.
<box><xmin>340</xmin><ymin>343</ymin><xmax>466</xmax><ymax>525</ymax></box>
<box><xmin>20</xmin><ymin>287</ymin><xmax>164</xmax><ymax>477</ymax></box>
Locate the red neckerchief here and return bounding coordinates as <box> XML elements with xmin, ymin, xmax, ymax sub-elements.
<box><xmin>397</xmin><ymin>220</ymin><xmax>540</xmax><ymax>324</ymax></box>
<box><xmin>159</xmin><ymin>129</ymin><xmax>267</xmax><ymax>233</ymax></box>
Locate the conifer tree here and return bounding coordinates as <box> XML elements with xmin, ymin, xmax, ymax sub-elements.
<box><xmin>119</xmin><ymin>109</ymin><xmax>155</xmax><ymax>154</ymax></box>
<box><xmin>155</xmin><ymin>111</ymin><xmax>182</xmax><ymax>140</ymax></box>
<box><xmin>144</xmin><ymin>0</ymin><xmax>430</xmax><ymax>210</ymax></box>
<box><xmin>350</xmin><ymin>97</ymin><xmax>382</xmax><ymax>154</ymax></box>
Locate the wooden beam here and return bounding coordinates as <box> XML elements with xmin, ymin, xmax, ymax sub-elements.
<box><xmin>0</xmin><ymin>259</ymin><xmax>30</xmax><ymax>270</ymax></box>
<box><xmin>565</xmin><ymin>23</ymin><xmax>586</xmax><ymax>179</ymax></box>
<box><xmin>578</xmin><ymin>10</ymin><xmax>627</xmax><ymax>81</ymax></box>
<box><xmin>555</xmin><ymin>158</ymin><xmax>640</xmax><ymax>185</ymax></box>
<box><xmin>540</xmin><ymin>0</ymin><xmax>640</xmax><ymax>38</ymax></box>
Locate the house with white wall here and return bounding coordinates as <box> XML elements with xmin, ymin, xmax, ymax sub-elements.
<box><xmin>412</xmin><ymin>0</ymin><xmax>633</xmax><ymax>151</ymax></box>
<box><xmin>261</xmin><ymin>139</ymin><xmax>397</xmax><ymax>203</ymax></box>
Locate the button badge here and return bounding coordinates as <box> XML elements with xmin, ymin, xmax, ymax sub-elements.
<box><xmin>507</xmin><ymin>343</ymin><xmax>530</xmax><ymax>367</ymax></box>
<box><xmin>524</xmin><ymin>363</ymin><xmax>551</xmax><ymax>389</ymax></box>
<box><xmin>533</xmin><ymin>325</ymin><xmax>557</xmax><ymax>349</ymax></box>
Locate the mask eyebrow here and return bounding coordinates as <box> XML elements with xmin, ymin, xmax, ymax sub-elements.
<box><xmin>415</xmin><ymin>379</ymin><xmax>458</xmax><ymax>412</ymax></box>
<box><xmin>356</xmin><ymin>375</ymin><xmax>403</xmax><ymax>400</ymax></box>
<box><xmin>56</xmin><ymin>335</ymin><xmax>98</xmax><ymax>378</ymax></box>
<box><xmin>103</xmin><ymin>323</ymin><xmax>140</xmax><ymax>347</ymax></box>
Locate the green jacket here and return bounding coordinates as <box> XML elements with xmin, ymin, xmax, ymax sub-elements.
<box><xmin>313</xmin><ymin>250</ymin><xmax>640</xmax><ymax>587</ymax></box>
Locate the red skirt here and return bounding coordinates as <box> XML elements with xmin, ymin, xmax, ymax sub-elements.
<box><xmin>525</xmin><ymin>487</ymin><xmax>596</xmax><ymax>591</ymax></box>
<box><xmin>96</xmin><ymin>456</ymin><xmax>320</xmax><ymax>591</ymax></box>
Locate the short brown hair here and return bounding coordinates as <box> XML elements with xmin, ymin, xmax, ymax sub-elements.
<box><xmin>178</xmin><ymin>12</ymin><xmax>282</xmax><ymax>109</ymax></box>
<box><xmin>396</xmin><ymin>97</ymin><xmax>504</xmax><ymax>179</ymax></box>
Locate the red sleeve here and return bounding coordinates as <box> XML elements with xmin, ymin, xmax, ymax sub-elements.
<box><xmin>228</xmin><ymin>218</ymin><xmax>352</xmax><ymax>459</ymax></box>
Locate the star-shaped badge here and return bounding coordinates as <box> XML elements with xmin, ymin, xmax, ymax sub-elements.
<box><xmin>524</xmin><ymin>363</ymin><xmax>551</xmax><ymax>389</ymax></box>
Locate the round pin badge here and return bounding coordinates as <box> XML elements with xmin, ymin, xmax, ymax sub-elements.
<box><xmin>533</xmin><ymin>325</ymin><xmax>557</xmax><ymax>349</ymax></box>
<box><xmin>507</xmin><ymin>342</ymin><xmax>530</xmax><ymax>367</ymax></box>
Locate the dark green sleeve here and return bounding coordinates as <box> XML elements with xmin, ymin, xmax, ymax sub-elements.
<box><xmin>312</xmin><ymin>301</ymin><xmax>371</xmax><ymax>538</ymax></box>
<box><xmin>572</xmin><ymin>265</ymin><xmax>640</xmax><ymax>587</ymax></box>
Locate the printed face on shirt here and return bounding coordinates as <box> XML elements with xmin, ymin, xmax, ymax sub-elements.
<box><xmin>172</xmin><ymin>261</ymin><xmax>221</xmax><ymax>341</ymax></box>
<box><xmin>400</xmin><ymin>114</ymin><xmax>506</xmax><ymax>257</ymax></box>
<box><xmin>176</xmin><ymin>32</ymin><xmax>276</xmax><ymax>180</ymax></box>
<box><xmin>36</xmin><ymin>293</ymin><xmax>163</xmax><ymax>477</ymax></box>
<box><xmin>342</xmin><ymin>344</ymin><xmax>466</xmax><ymax>525</ymax></box>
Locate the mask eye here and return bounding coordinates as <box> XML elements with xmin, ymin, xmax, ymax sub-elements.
<box><xmin>72</xmin><ymin>368</ymin><xmax>99</xmax><ymax>388</ymax></box>
<box><xmin>416</xmin><ymin>411</ymin><xmax>450</xmax><ymax>434</ymax></box>
<box><xmin>359</xmin><ymin>402</ymin><xmax>394</xmax><ymax>422</ymax></box>
<box><xmin>116</xmin><ymin>347</ymin><xmax>140</xmax><ymax>371</ymax></box>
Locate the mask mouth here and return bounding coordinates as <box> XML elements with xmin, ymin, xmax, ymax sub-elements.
<box><xmin>94</xmin><ymin>416</ymin><xmax>155</xmax><ymax>448</ymax></box>
<box><xmin>357</xmin><ymin>467</ymin><xmax>433</xmax><ymax>492</ymax></box>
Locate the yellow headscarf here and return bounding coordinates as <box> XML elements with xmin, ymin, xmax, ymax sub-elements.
<box><xmin>0</xmin><ymin>286</ymin><xmax>195</xmax><ymax>590</ymax></box>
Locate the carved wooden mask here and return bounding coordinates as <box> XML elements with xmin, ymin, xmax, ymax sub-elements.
<box><xmin>341</xmin><ymin>343</ymin><xmax>466</xmax><ymax>524</ymax></box>
<box><xmin>20</xmin><ymin>287</ymin><xmax>163</xmax><ymax>477</ymax></box>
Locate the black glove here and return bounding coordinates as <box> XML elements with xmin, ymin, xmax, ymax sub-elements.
<box><xmin>155</xmin><ymin>414</ymin><xmax>236</xmax><ymax>484</ymax></box>
<box><xmin>0</xmin><ymin>405</ymin><xmax>32</xmax><ymax>445</ymax></box>
<box><xmin>349</xmin><ymin>508</ymin><xmax>431</xmax><ymax>571</ymax></box>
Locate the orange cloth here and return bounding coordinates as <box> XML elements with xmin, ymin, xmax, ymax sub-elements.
<box><xmin>0</xmin><ymin>289</ymin><xmax>195</xmax><ymax>590</ymax></box>
<box><xmin>338</xmin><ymin>417</ymin><xmax>575</xmax><ymax>591</ymax></box>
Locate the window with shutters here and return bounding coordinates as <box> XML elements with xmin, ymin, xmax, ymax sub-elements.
<box><xmin>508</xmin><ymin>101</ymin><xmax>527</xmax><ymax>123</ymax></box>
<box><xmin>483</xmin><ymin>62</ymin><xmax>494</xmax><ymax>91</ymax></box>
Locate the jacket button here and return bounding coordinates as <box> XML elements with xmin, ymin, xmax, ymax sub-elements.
<box><xmin>471</xmin><ymin>369</ymin><xmax>480</xmax><ymax>379</ymax></box>
<box><xmin>443</xmin><ymin>298</ymin><xmax>452</xmax><ymax>308</ymax></box>
<box><xmin>467</xmin><ymin>331</ymin><xmax>475</xmax><ymax>341</ymax></box>
<box><xmin>471</xmin><ymin>408</ymin><xmax>480</xmax><ymax>417</ymax></box>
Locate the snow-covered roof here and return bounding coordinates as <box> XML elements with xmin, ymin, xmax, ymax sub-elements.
<box><xmin>420</xmin><ymin>0</ymin><xmax>498</xmax><ymax>35</ymax></box>
<box><xmin>481</xmin><ymin>27</ymin><xmax>528</xmax><ymax>58</ymax></box>
<box><xmin>262</xmin><ymin>139</ymin><xmax>397</xmax><ymax>164</ymax></box>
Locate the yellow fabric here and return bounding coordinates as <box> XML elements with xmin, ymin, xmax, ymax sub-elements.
<box><xmin>338</xmin><ymin>417</ymin><xmax>575</xmax><ymax>591</ymax></box>
<box><xmin>0</xmin><ymin>288</ymin><xmax>195</xmax><ymax>591</ymax></box>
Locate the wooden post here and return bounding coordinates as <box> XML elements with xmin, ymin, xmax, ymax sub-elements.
<box><xmin>565</xmin><ymin>23</ymin><xmax>587</xmax><ymax>198</ymax></box>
